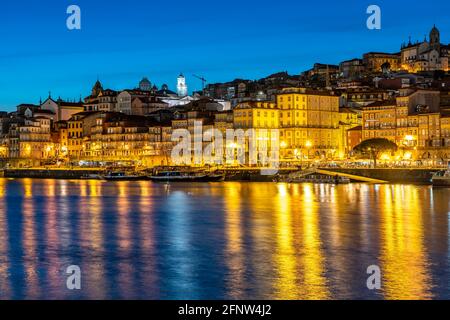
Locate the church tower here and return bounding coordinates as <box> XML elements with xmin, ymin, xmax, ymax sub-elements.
<box><xmin>430</xmin><ymin>25</ymin><xmax>441</xmax><ymax>50</ymax></box>
<box><xmin>177</xmin><ymin>74</ymin><xmax>188</xmax><ymax>97</ymax></box>
<box><xmin>92</xmin><ymin>80</ymin><xmax>103</xmax><ymax>97</ymax></box>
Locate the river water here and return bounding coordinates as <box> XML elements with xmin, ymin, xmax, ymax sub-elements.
<box><xmin>0</xmin><ymin>178</ymin><xmax>449</xmax><ymax>300</ymax></box>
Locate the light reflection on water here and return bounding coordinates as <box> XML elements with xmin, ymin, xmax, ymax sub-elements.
<box><xmin>0</xmin><ymin>179</ymin><xmax>449</xmax><ymax>300</ymax></box>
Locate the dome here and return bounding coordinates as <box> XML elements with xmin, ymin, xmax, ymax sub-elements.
<box><xmin>139</xmin><ymin>77</ymin><xmax>152</xmax><ymax>91</ymax></box>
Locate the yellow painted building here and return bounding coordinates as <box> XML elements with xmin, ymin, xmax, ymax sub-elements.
<box><xmin>362</xmin><ymin>101</ymin><xmax>397</xmax><ymax>142</ymax></box>
<box><xmin>233</xmin><ymin>101</ymin><xmax>280</xmax><ymax>166</ymax></box>
<box><xmin>276</xmin><ymin>88</ymin><xmax>341</xmax><ymax>160</ymax></box>
<box><xmin>67</xmin><ymin>113</ymin><xmax>85</xmax><ymax>159</ymax></box>
<box><xmin>233</xmin><ymin>101</ymin><xmax>279</xmax><ymax>129</ymax></box>
<box><xmin>441</xmin><ymin>116</ymin><xmax>450</xmax><ymax>148</ymax></box>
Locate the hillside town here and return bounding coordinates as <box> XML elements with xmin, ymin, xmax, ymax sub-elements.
<box><xmin>1</xmin><ymin>25</ymin><xmax>450</xmax><ymax>169</ymax></box>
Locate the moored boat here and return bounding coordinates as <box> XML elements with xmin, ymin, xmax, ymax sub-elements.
<box><xmin>80</xmin><ymin>173</ymin><xmax>104</xmax><ymax>180</ymax></box>
<box><xmin>432</xmin><ymin>163</ymin><xmax>450</xmax><ymax>187</ymax></box>
<box><xmin>275</xmin><ymin>173</ymin><xmax>350</xmax><ymax>184</ymax></box>
<box><xmin>102</xmin><ymin>172</ymin><xmax>145</xmax><ymax>181</ymax></box>
<box><xmin>149</xmin><ymin>171</ymin><xmax>225</xmax><ymax>182</ymax></box>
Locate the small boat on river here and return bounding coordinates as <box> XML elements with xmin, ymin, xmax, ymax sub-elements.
<box><xmin>149</xmin><ymin>171</ymin><xmax>225</xmax><ymax>182</ymax></box>
<box><xmin>432</xmin><ymin>163</ymin><xmax>450</xmax><ymax>187</ymax></box>
<box><xmin>102</xmin><ymin>172</ymin><xmax>145</xmax><ymax>181</ymax></box>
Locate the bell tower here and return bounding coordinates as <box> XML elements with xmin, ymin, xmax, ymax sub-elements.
<box><xmin>430</xmin><ymin>25</ymin><xmax>441</xmax><ymax>50</ymax></box>
<box><xmin>177</xmin><ymin>74</ymin><xmax>188</xmax><ymax>97</ymax></box>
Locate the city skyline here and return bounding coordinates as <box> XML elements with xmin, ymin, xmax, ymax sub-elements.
<box><xmin>2</xmin><ymin>1</ymin><xmax>450</xmax><ymax>304</ymax></box>
<box><xmin>1</xmin><ymin>0</ymin><xmax>450</xmax><ymax>110</ymax></box>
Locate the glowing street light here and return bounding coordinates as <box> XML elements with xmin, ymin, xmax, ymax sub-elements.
<box><xmin>305</xmin><ymin>140</ymin><xmax>313</xmax><ymax>161</ymax></box>
<box><xmin>305</xmin><ymin>140</ymin><xmax>313</xmax><ymax>148</ymax></box>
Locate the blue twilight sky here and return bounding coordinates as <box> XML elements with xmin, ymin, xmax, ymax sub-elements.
<box><xmin>0</xmin><ymin>0</ymin><xmax>449</xmax><ymax>110</ymax></box>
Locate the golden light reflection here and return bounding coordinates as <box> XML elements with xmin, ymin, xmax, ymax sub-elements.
<box><xmin>117</xmin><ymin>181</ymin><xmax>133</xmax><ymax>297</ymax></box>
<box><xmin>86</xmin><ymin>179</ymin><xmax>106</xmax><ymax>298</ymax></box>
<box><xmin>44</xmin><ymin>179</ymin><xmax>60</xmax><ymax>295</ymax></box>
<box><xmin>380</xmin><ymin>185</ymin><xmax>432</xmax><ymax>300</ymax></box>
<box><xmin>89</xmin><ymin>180</ymin><xmax>103</xmax><ymax>250</ymax></box>
<box><xmin>22</xmin><ymin>178</ymin><xmax>39</xmax><ymax>298</ymax></box>
<box><xmin>274</xmin><ymin>183</ymin><xmax>298</xmax><ymax>299</ymax></box>
<box><xmin>298</xmin><ymin>184</ymin><xmax>329</xmax><ymax>300</ymax></box>
<box><xmin>224</xmin><ymin>183</ymin><xmax>245</xmax><ymax>299</ymax></box>
<box><xmin>0</xmin><ymin>178</ymin><xmax>6</xmax><ymax>198</ymax></box>
<box><xmin>138</xmin><ymin>181</ymin><xmax>154</xmax><ymax>256</ymax></box>
<box><xmin>23</xmin><ymin>178</ymin><xmax>33</xmax><ymax>198</ymax></box>
<box><xmin>138</xmin><ymin>181</ymin><xmax>157</xmax><ymax>296</ymax></box>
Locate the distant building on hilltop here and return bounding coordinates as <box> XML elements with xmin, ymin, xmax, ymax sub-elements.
<box><xmin>401</xmin><ymin>25</ymin><xmax>449</xmax><ymax>73</ymax></box>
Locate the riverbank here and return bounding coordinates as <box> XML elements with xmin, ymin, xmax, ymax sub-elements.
<box><xmin>2</xmin><ymin>168</ymin><xmax>106</xmax><ymax>179</ymax></box>
<box><xmin>0</xmin><ymin>167</ymin><xmax>443</xmax><ymax>184</ymax></box>
<box><xmin>0</xmin><ymin>168</ymin><xmax>289</xmax><ymax>182</ymax></box>
<box><xmin>321</xmin><ymin>168</ymin><xmax>441</xmax><ymax>184</ymax></box>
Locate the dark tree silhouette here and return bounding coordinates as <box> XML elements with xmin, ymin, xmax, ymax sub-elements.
<box><xmin>353</xmin><ymin>138</ymin><xmax>398</xmax><ymax>168</ymax></box>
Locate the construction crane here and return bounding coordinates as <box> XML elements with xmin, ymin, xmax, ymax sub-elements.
<box><xmin>193</xmin><ymin>74</ymin><xmax>207</xmax><ymax>92</ymax></box>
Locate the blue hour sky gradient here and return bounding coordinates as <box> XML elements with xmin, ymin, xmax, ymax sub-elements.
<box><xmin>0</xmin><ymin>0</ymin><xmax>449</xmax><ymax>110</ymax></box>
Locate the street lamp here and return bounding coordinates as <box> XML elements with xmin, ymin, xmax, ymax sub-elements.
<box><xmin>405</xmin><ymin>135</ymin><xmax>414</xmax><ymax>142</ymax></box>
<box><xmin>305</xmin><ymin>140</ymin><xmax>313</xmax><ymax>162</ymax></box>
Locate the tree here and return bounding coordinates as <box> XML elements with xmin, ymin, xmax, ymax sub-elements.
<box><xmin>353</xmin><ymin>138</ymin><xmax>398</xmax><ymax>168</ymax></box>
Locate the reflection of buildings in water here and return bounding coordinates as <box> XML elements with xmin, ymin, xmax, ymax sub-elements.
<box><xmin>44</xmin><ymin>179</ymin><xmax>61</xmax><ymax>298</ymax></box>
<box><xmin>165</xmin><ymin>191</ymin><xmax>198</xmax><ymax>299</ymax></box>
<box><xmin>138</xmin><ymin>181</ymin><xmax>159</xmax><ymax>298</ymax></box>
<box><xmin>84</xmin><ymin>180</ymin><xmax>106</xmax><ymax>299</ymax></box>
<box><xmin>247</xmin><ymin>183</ymin><xmax>279</xmax><ymax>298</ymax></box>
<box><xmin>0</xmin><ymin>179</ymin><xmax>447</xmax><ymax>299</ymax></box>
<box><xmin>22</xmin><ymin>178</ymin><xmax>39</xmax><ymax>298</ymax></box>
<box><xmin>326</xmin><ymin>184</ymin><xmax>374</xmax><ymax>298</ymax></box>
<box><xmin>224</xmin><ymin>183</ymin><xmax>245</xmax><ymax>299</ymax></box>
<box><xmin>274</xmin><ymin>183</ymin><xmax>298</xmax><ymax>299</ymax></box>
<box><xmin>116</xmin><ymin>181</ymin><xmax>134</xmax><ymax>298</ymax></box>
<box><xmin>0</xmin><ymin>179</ymin><xmax>10</xmax><ymax>298</ymax></box>
<box><xmin>380</xmin><ymin>185</ymin><xmax>433</xmax><ymax>300</ymax></box>
<box><xmin>298</xmin><ymin>184</ymin><xmax>329</xmax><ymax>300</ymax></box>
<box><xmin>272</xmin><ymin>183</ymin><xmax>329</xmax><ymax>300</ymax></box>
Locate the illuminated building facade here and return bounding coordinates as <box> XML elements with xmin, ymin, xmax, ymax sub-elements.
<box><xmin>401</xmin><ymin>26</ymin><xmax>449</xmax><ymax>73</ymax></box>
<box><xmin>363</xmin><ymin>52</ymin><xmax>401</xmax><ymax>73</ymax></box>
<box><xmin>277</xmin><ymin>88</ymin><xmax>341</xmax><ymax>160</ymax></box>
<box><xmin>8</xmin><ymin>117</ymin><xmax>53</xmax><ymax>166</ymax></box>
<box><xmin>362</xmin><ymin>88</ymin><xmax>450</xmax><ymax>159</ymax></box>
<box><xmin>233</xmin><ymin>101</ymin><xmax>280</xmax><ymax>165</ymax></box>
<box><xmin>67</xmin><ymin>113</ymin><xmax>86</xmax><ymax>159</ymax></box>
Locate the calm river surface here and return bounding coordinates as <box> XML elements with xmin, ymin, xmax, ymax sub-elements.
<box><xmin>0</xmin><ymin>178</ymin><xmax>449</xmax><ymax>300</ymax></box>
